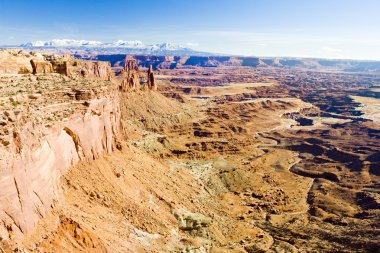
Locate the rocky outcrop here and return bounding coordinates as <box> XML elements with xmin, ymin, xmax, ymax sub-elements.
<box><xmin>31</xmin><ymin>59</ymin><xmax>53</xmax><ymax>74</ymax></box>
<box><xmin>49</xmin><ymin>56</ymin><xmax>113</xmax><ymax>80</ymax></box>
<box><xmin>120</xmin><ymin>57</ymin><xmax>140</xmax><ymax>91</ymax></box>
<box><xmin>0</xmin><ymin>91</ymin><xmax>122</xmax><ymax>241</ymax></box>
<box><xmin>0</xmin><ymin>50</ymin><xmax>112</xmax><ymax>80</ymax></box>
<box><xmin>0</xmin><ymin>50</ymin><xmax>159</xmax><ymax>243</ymax></box>
<box><xmin>147</xmin><ymin>65</ymin><xmax>156</xmax><ymax>91</ymax></box>
<box><xmin>119</xmin><ymin>57</ymin><xmax>158</xmax><ymax>91</ymax></box>
<box><xmin>0</xmin><ymin>50</ymin><xmax>41</xmax><ymax>74</ymax></box>
<box><xmin>0</xmin><ymin>50</ymin><xmax>122</xmax><ymax>242</ymax></box>
<box><xmin>72</xmin><ymin>60</ymin><xmax>112</xmax><ymax>80</ymax></box>
<box><xmin>124</xmin><ymin>56</ymin><xmax>139</xmax><ymax>72</ymax></box>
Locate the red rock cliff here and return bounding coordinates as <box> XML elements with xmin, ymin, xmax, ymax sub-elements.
<box><xmin>0</xmin><ymin>50</ymin><xmax>113</xmax><ymax>80</ymax></box>
<box><xmin>0</xmin><ymin>51</ymin><xmax>121</xmax><ymax>242</ymax></box>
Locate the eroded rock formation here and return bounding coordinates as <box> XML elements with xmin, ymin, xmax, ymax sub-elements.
<box><xmin>0</xmin><ymin>49</ymin><xmax>113</xmax><ymax>80</ymax></box>
<box><xmin>147</xmin><ymin>65</ymin><xmax>156</xmax><ymax>90</ymax></box>
<box><xmin>0</xmin><ymin>50</ymin><xmax>161</xmax><ymax>245</ymax></box>
<box><xmin>30</xmin><ymin>59</ymin><xmax>53</xmax><ymax>74</ymax></box>
<box><xmin>0</xmin><ymin>90</ymin><xmax>122</xmax><ymax>242</ymax></box>
<box><xmin>121</xmin><ymin>56</ymin><xmax>140</xmax><ymax>91</ymax></box>
<box><xmin>0</xmin><ymin>51</ymin><xmax>121</xmax><ymax>243</ymax></box>
<box><xmin>119</xmin><ymin>56</ymin><xmax>157</xmax><ymax>91</ymax></box>
<box><xmin>48</xmin><ymin>55</ymin><xmax>113</xmax><ymax>80</ymax></box>
<box><xmin>0</xmin><ymin>50</ymin><xmax>41</xmax><ymax>74</ymax></box>
<box><xmin>2</xmin><ymin>48</ymin><xmax>378</xmax><ymax>252</ymax></box>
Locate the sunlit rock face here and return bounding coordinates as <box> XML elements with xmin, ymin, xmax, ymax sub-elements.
<box><xmin>0</xmin><ymin>49</ymin><xmax>113</xmax><ymax>80</ymax></box>
<box><xmin>0</xmin><ymin>50</ymin><xmax>123</xmax><ymax>241</ymax></box>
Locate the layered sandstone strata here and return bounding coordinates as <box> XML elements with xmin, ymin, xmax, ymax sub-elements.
<box><xmin>0</xmin><ymin>49</ymin><xmax>113</xmax><ymax>80</ymax></box>
<box><xmin>0</xmin><ymin>51</ymin><xmax>122</xmax><ymax>242</ymax></box>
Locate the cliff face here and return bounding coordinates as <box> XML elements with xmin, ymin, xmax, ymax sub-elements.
<box><xmin>65</xmin><ymin>59</ymin><xmax>112</xmax><ymax>80</ymax></box>
<box><xmin>0</xmin><ymin>51</ymin><xmax>123</xmax><ymax>242</ymax></box>
<box><xmin>0</xmin><ymin>50</ymin><xmax>41</xmax><ymax>74</ymax></box>
<box><xmin>0</xmin><ymin>50</ymin><xmax>113</xmax><ymax>80</ymax></box>
<box><xmin>0</xmin><ymin>96</ymin><xmax>122</xmax><ymax>240</ymax></box>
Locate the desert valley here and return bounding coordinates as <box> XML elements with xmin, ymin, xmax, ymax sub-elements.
<box><xmin>0</xmin><ymin>46</ymin><xmax>379</xmax><ymax>252</ymax></box>
<box><xmin>1</xmin><ymin>1</ymin><xmax>380</xmax><ymax>252</ymax></box>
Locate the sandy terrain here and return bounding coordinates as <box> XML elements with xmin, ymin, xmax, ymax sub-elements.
<box><xmin>351</xmin><ymin>95</ymin><xmax>380</xmax><ymax>123</ymax></box>
<box><xmin>1</xmin><ymin>51</ymin><xmax>379</xmax><ymax>252</ymax></box>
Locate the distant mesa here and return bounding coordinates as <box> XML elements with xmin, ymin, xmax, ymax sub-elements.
<box><xmin>6</xmin><ymin>39</ymin><xmax>380</xmax><ymax>72</ymax></box>
<box><xmin>75</xmin><ymin>54</ymin><xmax>380</xmax><ymax>73</ymax></box>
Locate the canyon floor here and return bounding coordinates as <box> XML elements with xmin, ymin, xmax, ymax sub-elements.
<box><xmin>1</xmin><ymin>53</ymin><xmax>379</xmax><ymax>252</ymax></box>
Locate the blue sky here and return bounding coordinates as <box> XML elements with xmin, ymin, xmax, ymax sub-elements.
<box><xmin>1</xmin><ymin>0</ymin><xmax>379</xmax><ymax>60</ymax></box>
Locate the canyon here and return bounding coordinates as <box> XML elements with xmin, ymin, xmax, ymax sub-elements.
<box><xmin>76</xmin><ymin>54</ymin><xmax>380</xmax><ymax>73</ymax></box>
<box><xmin>0</xmin><ymin>49</ymin><xmax>379</xmax><ymax>252</ymax></box>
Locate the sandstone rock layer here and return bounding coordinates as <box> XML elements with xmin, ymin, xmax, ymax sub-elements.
<box><xmin>0</xmin><ymin>50</ymin><xmax>122</xmax><ymax>242</ymax></box>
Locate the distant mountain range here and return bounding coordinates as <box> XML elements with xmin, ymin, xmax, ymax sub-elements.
<box><xmin>16</xmin><ymin>39</ymin><xmax>211</xmax><ymax>56</ymax></box>
<box><xmin>3</xmin><ymin>39</ymin><xmax>380</xmax><ymax>72</ymax></box>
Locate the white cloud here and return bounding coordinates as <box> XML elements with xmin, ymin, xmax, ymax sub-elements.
<box><xmin>186</xmin><ymin>42</ymin><xmax>199</xmax><ymax>47</ymax></box>
<box><xmin>321</xmin><ymin>47</ymin><xmax>342</xmax><ymax>53</ymax></box>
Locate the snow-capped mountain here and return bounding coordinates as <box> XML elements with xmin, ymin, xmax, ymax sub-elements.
<box><xmin>111</xmin><ymin>40</ymin><xmax>146</xmax><ymax>48</ymax></box>
<box><xmin>149</xmin><ymin>42</ymin><xmax>186</xmax><ymax>51</ymax></box>
<box><xmin>18</xmin><ymin>39</ymin><xmax>211</xmax><ymax>56</ymax></box>
<box><xmin>21</xmin><ymin>39</ymin><xmax>104</xmax><ymax>47</ymax></box>
<box><xmin>21</xmin><ymin>39</ymin><xmax>188</xmax><ymax>50</ymax></box>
